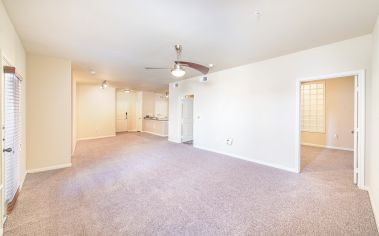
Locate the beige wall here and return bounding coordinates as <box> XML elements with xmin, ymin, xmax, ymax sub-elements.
<box><xmin>301</xmin><ymin>77</ymin><xmax>354</xmax><ymax>150</ymax></box>
<box><xmin>26</xmin><ymin>54</ymin><xmax>72</xmax><ymax>171</ymax></box>
<box><xmin>142</xmin><ymin>91</ymin><xmax>155</xmax><ymax>117</ymax></box>
<box><xmin>76</xmin><ymin>84</ymin><xmax>115</xmax><ymax>140</ymax></box>
<box><xmin>155</xmin><ymin>93</ymin><xmax>168</xmax><ymax>118</ymax></box>
<box><xmin>367</xmin><ymin>15</ymin><xmax>379</xmax><ymax>229</ymax></box>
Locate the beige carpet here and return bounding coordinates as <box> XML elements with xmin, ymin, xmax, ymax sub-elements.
<box><xmin>4</xmin><ymin>133</ymin><xmax>378</xmax><ymax>235</ymax></box>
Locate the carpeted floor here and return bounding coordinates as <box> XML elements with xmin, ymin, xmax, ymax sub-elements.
<box><xmin>4</xmin><ymin>132</ymin><xmax>378</xmax><ymax>235</ymax></box>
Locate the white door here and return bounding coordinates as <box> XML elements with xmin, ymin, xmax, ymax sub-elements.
<box><xmin>136</xmin><ymin>92</ymin><xmax>143</xmax><ymax>132</ymax></box>
<box><xmin>181</xmin><ymin>96</ymin><xmax>194</xmax><ymax>142</ymax></box>
<box><xmin>353</xmin><ymin>75</ymin><xmax>365</xmax><ymax>186</ymax></box>
<box><xmin>116</xmin><ymin>92</ymin><xmax>128</xmax><ymax>132</ymax></box>
<box><xmin>2</xmin><ymin>66</ymin><xmax>21</xmax><ymax>215</ymax></box>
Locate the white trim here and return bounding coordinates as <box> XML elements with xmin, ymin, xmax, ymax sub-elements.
<box><xmin>27</xmin><ymin>163</ymin><xmax>72</xmax><ymax>174</ymax></box>
<box><xmin>295</xmin><ymin>70</ymin><xmax>366</xmax><ymax>188</ymax></box>
<box><xmin>168</xmin><ymin>138</ymin><xmax>181</xmax><ymax>143</ymax></box>
<box><xmin>194</xmin><ymin>145</ymin><xmax>298</xmax><ymax>173</ymax></box>
<box><xmin>301</xmin><ymin>143</ymin><xmax>354</xmax><ymax>152</ymax></box>
<box><xmin>359</xmin><ymin>185</ymin><xmax>369</xmax><ymax>191</ymax></box>
<box><xmin>115</xmin><ymin>130</ymin><xmax>140</xmax><ymax>134</ymax></box>
<box><xmin>19</xmin><ymin>171</ymin><xmax>27</xmax><ymax>190</ymax></box>
<box><xmin>367</xmin><ymin>187</ymin><xmax>379</xmax><ymax>232</ymax></box>
<box><xmin>142</xmin><ymin>131</ymin><xmax>168</xmax><ymax>137</ymax></box>
<box><xmin>77</xmin><ymin>134</ymin><xmax>116</xmax><ymax>141</ymax></box>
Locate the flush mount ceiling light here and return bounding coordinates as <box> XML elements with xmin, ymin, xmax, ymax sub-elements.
<box><xmin>101</xmin><ymin>80</ymin><xmax>108</xmax><ymax>89</ymax></box>
<box><xmin>124</xmin><ymin>89</ymin><xmax>131</xmax><ymax>93</ymax></box>
<box><xmin>90</xmin><ymin>69</ymin><xmax>96</xmax><ymax>75</ymax></box>
<box><xmin>171</xmin><ymin>64</ymin><xmax>186</xmax><ymax>78</ymax></box>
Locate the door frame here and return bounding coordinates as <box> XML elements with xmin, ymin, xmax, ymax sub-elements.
<box><xmin>295</xmin><ymin>70</ymin><xmax>365</xmax><ymax>189</ymax></box>
<box><xmin>180</xmin><ymin>94</ymin><xmax>194</xmax><ymax>143</ymax></box>
<box><xmin>116</xmin><ymin>91</ymin><xmax>128</xmax><ymax>132</ymax></box>
<box><xmin>0</xmin><ymin>49</ymin><xmax>4</xmax><ymax>234</ymax></box>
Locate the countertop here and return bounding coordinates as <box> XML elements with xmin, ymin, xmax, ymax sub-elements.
<box><xmin>143</xmin><ymin>117</ymin><xmax>168</xmax><ymax>122</ymax></box>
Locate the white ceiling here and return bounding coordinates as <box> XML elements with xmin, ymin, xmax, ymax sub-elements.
<box><xmin>3</xmin><ymin>0</ymin><xmax>379</xmax><ymax>91</ymax></box>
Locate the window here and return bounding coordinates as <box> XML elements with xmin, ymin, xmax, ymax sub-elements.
<box><xmin>301</xmin><ymin>81</ymin><xmax>325</xmax><ymax>133</ymax></box>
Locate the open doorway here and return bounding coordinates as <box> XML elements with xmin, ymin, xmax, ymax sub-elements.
<box><xmin>296</xmin><ymin>71</ymin><xmax>365</xmax><ymax>189</ymax></box>
<box><xmin>181</xmin><ymin>95</ymin><xmax>194</xmax><ymax>145</ymax></box>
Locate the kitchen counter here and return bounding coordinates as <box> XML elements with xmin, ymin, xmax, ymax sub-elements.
<box><xmin>143</xmin><ymin>118</ymin><xmax>168</xmax><ymax>137</ymax></box>
<box><xmin>143</xmin><ymin>117</ymin><xmax>168</xmax><ymax>121</ymax></box>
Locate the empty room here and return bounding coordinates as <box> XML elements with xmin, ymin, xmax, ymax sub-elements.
<box><xmin>1</xmin><ymin>0</ymin><xmax>379</xmax><ymax>235</ymax></box>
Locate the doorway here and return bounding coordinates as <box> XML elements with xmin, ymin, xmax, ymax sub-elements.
<box><xmin>296</xmin><ymin>71</ymin><xmax>365</xmax><ymax>189</ymax></box>
<box><xmin>116</xmin><ymin>90</ymin><xmax>138</xmax><ymax>133</ymax></box>
<box><xmin>181</xmin><ymin>95</ymin><xmax>194</xmax><ymax>145</ymax></box>
<box><xmin>116</xmin><ymin>91</ymin><xmax>128</xmax><ymax>132</ymax></box>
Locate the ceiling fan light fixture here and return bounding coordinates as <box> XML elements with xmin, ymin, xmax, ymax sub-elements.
<box><xmin>101</xmin><ymin>80</ymin><xmax>108</xmax><ymax>89</ymax></box>
<box><xmin>171</xmin><ymin>65</ymin><xmax>186</xmax><ymax>78</ymax></box>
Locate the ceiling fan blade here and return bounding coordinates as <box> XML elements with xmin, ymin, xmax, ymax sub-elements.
<box><xmin>145</xmin><ymin>67</ymin><xmax>171</xmax><ymax>70</ymax></box>
<box><xmin>175</xmin><ymin>61</ymin><xmax>210</xmax><ymax>74</ymax></box>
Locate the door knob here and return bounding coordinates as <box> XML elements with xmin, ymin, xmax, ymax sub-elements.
<box><xmin>3</xmin><ymin>147</ymin><xmax>12</xmax><ymax>153</ymax></box>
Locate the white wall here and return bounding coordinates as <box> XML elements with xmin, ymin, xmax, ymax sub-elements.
<box><xmin>26</xmin><ymin>54</ymin><xmax>72</xmax><ymax>171</ymax></box>
<box><xmin>76</xmin><ymin>84</ymin><xmax>115</xmax><ymax>140</ymax></box>
<box><xmin>169</xmin><ymin>35</ymin><xmax>372</xmax><ymax>172</ymax></box>
<box><xmin>71</xmin><ymin>72</ymin><xmax>77</xmax><ymax>153</ymax></box>
<box><xmin>367</xmin><ymin>15</ymin><xmax>379</xmax><ymax>230</ymax></box>
<box><xmin>301</xmin><ymin>77</ymin><xmax>354</xmax><ymax>150</ymax></box>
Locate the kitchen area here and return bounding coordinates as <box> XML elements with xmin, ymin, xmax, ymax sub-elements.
<box><xmin>116</xmin><ymin>90</ymin><xmax>169</xmax><ymax>137</ymax></box>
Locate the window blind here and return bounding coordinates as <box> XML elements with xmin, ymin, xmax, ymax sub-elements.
<box><xmin>3</xmin><ymin>69</ymin><xmax>21</xmax><ymax>206</ymax></box>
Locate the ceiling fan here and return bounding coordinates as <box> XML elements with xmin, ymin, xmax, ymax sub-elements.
<box><xmin>145</xmin><ymin>45</ymin><xmax>210</xmax><ymax>78</ymax></box>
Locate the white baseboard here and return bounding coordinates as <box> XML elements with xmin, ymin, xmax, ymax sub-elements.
<box><xmin>367</xmin><ymin>187</ymin><xmax>379</xmax><ymax>232</ymax></box>
<box><xmin>360</xmin><ymin>185</ymin><xmax>369</xmax><ymax>191</ymax></box>
<box><xmin>20</xmin><ymin>171</ymin><xmax>27</xmax><ymax>190</ymax></box>
<box><xmin>301</xmin><ymin>143</ymin><xmax>354</xmax><ymax>152</ymax></box>
<box><xmin>27</xmin><ymin>163</ymin><xmax>72</xmax><ymax>174</ymax></box>
<box><xmin>78</xmin><ymin>134</ymin><xmax>116</xmax><ymax>141</ymax></box>
<box><xmin>142</xmin><ymin>131</ymin><xmax>168</xmax><ymax>137</ymax></box>
<box><xmin>194</xmin><ymin>145</ymin><xmax>298</xmax><ymax>173</ymax></box>
<box><xmin>168</xmin><ymin>138</ymin><xmax>181</xmax><ymax>143</ymax></box>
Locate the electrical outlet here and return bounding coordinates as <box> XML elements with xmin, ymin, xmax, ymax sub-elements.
<box><xmin>225</xmin><ymin>138</ymin><xmax>233</xmax><ymax>145</ymax></box>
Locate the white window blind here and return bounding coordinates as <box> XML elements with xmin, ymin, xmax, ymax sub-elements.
<box><xmin>4</xmin><ymin>70</ymin><xmax>21</xmax><ymax>204</ymax></box>
<box><xmin>301</xmin><ymin>82</ymin><xmax>325</xmax><ymax>133</ymax></box>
